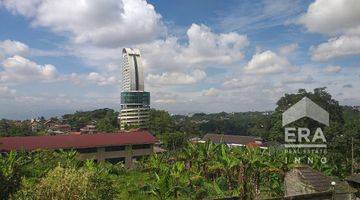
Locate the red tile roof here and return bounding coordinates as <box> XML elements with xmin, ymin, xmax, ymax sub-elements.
<box><xmin>0</xmin><ymin>131</ymin><xmax>157</xmax><ymax>152</ymax></box>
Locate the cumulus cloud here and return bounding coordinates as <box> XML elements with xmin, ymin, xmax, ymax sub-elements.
<box><xmin>244</xmin><ymin>50</ymin><xmax>296</xmax><ymax>75</ymax></box>
<box><xmin>298</xmin><ymin>0</ymin><xmax>360</xmax><ymax>61</ymax></box>
<box><xmin>87</xmin><ymin>72</ymin><xmax>118</xmax><ymax>86</ymax></box>
<box><xmin>298</xmin><ymin>0</ymin><xmax>360</xmax><ymax>35</ymax></box>
<box><xmin>0</xmin><ymin>39</ymin><xmax>118</xmax><ymax>86</ymax></box>
<box><xmin>0</xmin><ymin>40</ymin><xmax>29</xmax><ymax>60</ymax></box>
<box><xmin>2</xmin><ymin>0</ymin><xmax>164</xmax><ymax>47</ymax></box>
<box><xmin>182</xmin><ymin>24</ymin><xmax>248</xmax><ymax>64</ymax></box>
<box><xmin>311</xmin><ymin>35</ymin><xmax>360</xmax><ymax>61</ymax></box>
<box><xmin>2</xmin><ymin>1</ymin><xmax>249</xmax><ymax>74</ymax></box>
<box><xmin>0</xmin><ymin>55</ymin><xmax>58</xmax><ymax>82</ymax></box>
<box><xmin>323</xmin><ymin>65</ymin><xmax>342</xmax><ymax>73</ymax></box>
<box><xmin>147</xmin><ymin>69</ymin><xmax>206</xmax><ymax>85</ymax></box>
<box><xmin>1</xmin><ymin>0</ymin><xmax>41</xmax><ymax>17</ymax></box>
<box><xmin>138</xmin><ymin>37</ymin><xmax>181</xmax><ymax>71</ymax></box>
<box><xmin>139</xmin><ymin>23</ymin><xmax>249</xmax><ymax>72</ymax></box>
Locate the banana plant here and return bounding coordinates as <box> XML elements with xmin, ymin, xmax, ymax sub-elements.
<box><xmin>0</xmin><ymin>151</ymin><xmax>29</xmax><ymax>199</ymax></box>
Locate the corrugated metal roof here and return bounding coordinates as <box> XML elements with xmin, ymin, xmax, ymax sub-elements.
<box><xmin>296</xmin><ymin>166</ymin><xmax>332</xmax><ymax>192</ymax></box>
<box><xmin>346</xmin><ymin>174</ymin><xmax>360</xmax><ymax>184</ymax></box>
<box><xmin>294</xmin><ymin>166</ymin><xmax>356</xmax><ymax>194</ymax></box>
<box><xmin>0</xmin><ymin>131</ymin><xmax>157</xmax><ymax>151</ymax></box>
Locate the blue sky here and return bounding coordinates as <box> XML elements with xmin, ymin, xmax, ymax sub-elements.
<box><xmin>0</xmin><ymin>0</ymin><xmax>359</xmax><ymax>119</ymax></box>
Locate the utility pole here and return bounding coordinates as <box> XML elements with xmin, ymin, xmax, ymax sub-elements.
<box><xmin>331</xmin><ymin>181</ymin><xmax>336</xmax><ymax>200</ymax></box>
<box><xmin>351</xmin><ymin>137</ymin><xmax>354</xmax><ymax>175</ymax></box>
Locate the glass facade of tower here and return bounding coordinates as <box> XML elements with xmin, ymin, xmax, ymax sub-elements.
<box><xmin>121</xmin><ymin>92</ymin><xmax>150</xmax><ymax>106</ymax></box>
<box><xmin>119</xmin><ymin>48</ymin><xmax>150</xmax><ymax>130</ymax></box>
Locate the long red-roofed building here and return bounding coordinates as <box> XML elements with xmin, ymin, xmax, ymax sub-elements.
<box><xmin>0</xmin><ymin>130</ymin><xmax>158</xmax><ymax>168</ymax></box>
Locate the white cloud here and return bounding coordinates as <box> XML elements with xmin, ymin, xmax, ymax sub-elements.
<box><xmin>138</xmin><ymin>23</ymin><xmax>248</xmax><ymax>73</ymax></box>
<box><xmin>298</xmin><ymin>0</ymin><xmax>360</xmax><ymax>61</ymax></box>
<box><xmin>138</xmin><ymin>37</ymin><xmax>181</xmax><ymax>71</ymax></box>
<box><xmin>2</xmin><ymin>1</ymin><xmax>248</xmax><ymax>75</ymax></box>
<box><xmin>244</xmin><ymin>50</ymin><xmax>296</xmax><ymax>74</ymax></box>
<box><xmin>311</xmin><ymin>35</ymin><xmax>360</xmax><ymax>61</ymax></box>
<box><xmin>298</xmin><ymin>0</ymin><xmax>360</xmax><ymax>35</ymax></box>
<box><xmin>1</xmin><ymin>55</ymin><xmax>58</xmax><ymax>82</ymax></box>
<box><xmin>1</xmin><ymin>0</ymin><xmax>41</xmax><ymax>17</ymax></box>
<box><xmin>323</xmin><ymin>65</ymin><xmax>342</xmax><ymax>73</ymax></box>
<box><xmin>279</xmin><ymin>43</ymin><xmax>298</xmax><ymax>55</ymax></box>
<box><xmin>67</xmin><ymin>72</ymin><xmax>119</xmax><ymax>86</ymax></box>
<box><xmin>147</xmin><ymin>69</ymin><xmax>206</xmax><ymax>85</ymax></box>
<box><xmin>0</xmin><ymin>40</ymin><xmax>29</xmax><ymax>60</ymax></box>
<box><xmin>202</xmin><ymin>87</ymin><xmax>220</xmax><ymax>97</ymax></box>
<box><xmin>87</xmin><ymin>72</ymin><xmax>118</xmax><ymax>86</ymax></box>
<box><xmin>222</xmin><ymin>76</ymin><xmax>261</xmax><ymax>89</ymax></box>
<box><xmin>2</xmin><ymin>0</ymin><xmax>164</xmax><ymax>47</ymax></box>
<box><xmin>182</xmin><ymin>24</ymin><xmax>248</xmax><ymax>65</ymax></box>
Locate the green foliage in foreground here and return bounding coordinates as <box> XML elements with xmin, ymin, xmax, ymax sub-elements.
<box><xmin>140</xmin><ymin>142</ymin><xmax>307</xmax><ymax>200</ymax></box>
<box><xmin>1</xmin><ymin>142</ymin><xmax>340</xmax><ymax>200</ymax></box>
<box><xmin>15</xmin><ymin>161</ymin><xmax>117</xmax><ymax>200</ymax></box>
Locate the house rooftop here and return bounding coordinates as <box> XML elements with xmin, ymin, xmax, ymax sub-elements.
<box><xmin>346</xmin><ymin>174</ymin><xmax>360</xmax><ymax>184</ymax></box>
<box><xmin>0</xmin><ymin>130</ymin><xmax>157</xmax><ymax>152</ymax></box>
<box><xmin>290</xmin><ymin>166</ymin><xmax>356</xmax><ymax>194</ymax></box>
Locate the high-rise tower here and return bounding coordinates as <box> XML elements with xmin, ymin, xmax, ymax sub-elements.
<box><xmin>119</xmin><ymin>48</ymin><xmax>150</xmax><ymax>130</ymax></box>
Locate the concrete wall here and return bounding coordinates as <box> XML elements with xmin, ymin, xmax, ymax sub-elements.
<box><xmin>77</xmin><ymin>144</ymin><xmax>154</xmax><ymax>168</ymax></box>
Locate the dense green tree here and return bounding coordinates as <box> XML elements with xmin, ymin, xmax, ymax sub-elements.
<box><xmin>95</xmin><ymin>110</ymin><xmax>118</xmax><ymax>132</ymax></box>
<box><xmin>267</xmin><ymin>87</ymin><xmax>357</xmax><ymax>178</ymax></box>
<box><xmin>0</xmin><ymin>120</ymin><xmax>32</xmax><ymax>136</ymax></box>
<box><xmin>197</xmin><ymin>112</ymin><xmax>270</xmax><ymax>136</ymax></box>
<box><xmin>162</xmin><ymin>132</ymin><xmax>189</xmax><ymax>151</ymax></box>
<box><xmin>268</xmin><ymin>88</ymin><xmax>344</xmax><ymax>141</ymax></box>
<box><xmin>148</xmin><ymin>109</ymin><xmax>175</xmax><ymax>134</ymax></box>
<box><xmin>62</xmin><ymin>108</ymin><xmax>119</xmax><ymax>131</ymax></box>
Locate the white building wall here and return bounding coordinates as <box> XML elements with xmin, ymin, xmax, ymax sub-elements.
<box><xmin>122</xmin><ymin>48</ymin><xmax>144</xmax><ymax>92</ymax></box>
